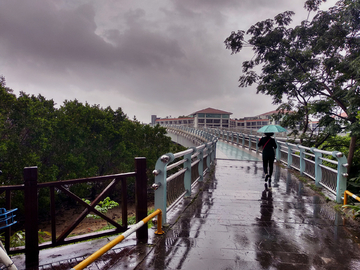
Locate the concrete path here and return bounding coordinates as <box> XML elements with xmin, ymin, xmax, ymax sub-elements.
<box><xmin>133</xmin><ymin>159</ymin><xmax>360</xmax><ymax>270</ymax></box>
<box><xmin>10</xmin><ymin>145</ymin><xmax>360</xmax><ymax>269</ymax></box>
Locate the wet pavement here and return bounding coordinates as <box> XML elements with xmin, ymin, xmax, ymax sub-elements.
<box><xmin>132</xmin><ymin>160</ymin><xmax>360</xmax><ymax>270</ymax></box>
<box><xmin>133</xmin><ymin>159</ymin><xmax>360</xmax><ymax>270</ymax></box>
<box><xmin>10</xmin><ymin>144</ymin><xmax>360</xmax><ymax>269</ymax></box>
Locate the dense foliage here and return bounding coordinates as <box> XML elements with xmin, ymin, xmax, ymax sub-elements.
<box><xmin>224</xmin><ymin>0</ymin><xmax>360</xmax><ymax>176</ymax></box>
<box><xmin>0</xmin><ymin>77</ymin><xmax>185</xmax><ymax>216</ymax></box>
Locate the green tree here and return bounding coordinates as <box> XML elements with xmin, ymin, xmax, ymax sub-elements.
<box><xmin>224</xmin><ymin>0</ymin><xmax>360</xmax><ymax>174</ymax></box>
<box><xmin>0</xmin><ymin>77</ymin><xmax>185</xmax><ymax>215</ymax></box>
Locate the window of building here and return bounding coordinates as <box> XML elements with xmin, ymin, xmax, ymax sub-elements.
<box><xmin>206</xmin><ymin>114</ymin><xmax>221</xmax><ymax>118</ymax></box>
<box><xmin>198</xmin><ymin>113</ymin><xmax>205</xmax><ymax>117</ymax></box>
<box><xmin>222</xmin><ymin>115</ymin><xmax>230</xmax><ymax>118</ymax></box>
<box><xmin>206</xmin><ymin>119</ymin><xmax>213</xmax><ymax>123</ymax></box>
<box><xmin>222</xmin><ymin>119</ymin><xmax>229</xmax><ymax>123</ymax></box>
<box><xmin>214</xmin><ymin>119</ymin><xmax>220</xmax><ymax>123</ymax></box>
<box><xmin>198</xmin><ymin>119</ymin><xmax>205</xmax><ymax>123</ymax></box>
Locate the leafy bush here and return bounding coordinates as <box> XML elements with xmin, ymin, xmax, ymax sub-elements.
<box><xmin>83</xmin><ymin>197</ymin><xmax>119</xmax><ymax>220</ymax></box>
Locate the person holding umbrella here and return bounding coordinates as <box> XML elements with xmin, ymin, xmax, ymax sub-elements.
<box><xmin>258</xmin><ymin>132</ymin><xmax>277</xmax><ymax>186</ymax></box>
<box><xmin>257</xmin><ymin>125</ymin><xmax>286</xmax><ymax>186</ymax></box>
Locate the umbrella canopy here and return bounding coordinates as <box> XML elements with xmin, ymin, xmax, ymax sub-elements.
<box><xmin>257</xmin><ymin>125</ymin><xmax>287</xmax><ymax>133</ymax></box>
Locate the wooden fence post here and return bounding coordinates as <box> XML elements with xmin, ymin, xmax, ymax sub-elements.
<box><xmin>24</xmin><ymin>166</ymin><xmax>39</xmax><ymax>268</ymax></box>
<box><xmin>135</xmin><ymin>157</ymin><xmax>148</xmax><ymax>242</ymax></box>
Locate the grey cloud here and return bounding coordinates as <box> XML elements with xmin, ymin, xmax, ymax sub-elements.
<box><xmin>0</xmin><ymin>0</ymin><xmax>338</xmax><ymax>122</ymax></box>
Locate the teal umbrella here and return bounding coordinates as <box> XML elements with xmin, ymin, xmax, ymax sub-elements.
<box><xmin>257</xmin><ymin>125</ymin><xmax>287</xmax><ymax>133</ymax></box>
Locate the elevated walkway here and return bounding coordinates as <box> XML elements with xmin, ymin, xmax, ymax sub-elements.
<box><xmin>11</xmin><ymin>147</ymin><xmax>360</xmax><ymax>269</ymax></box>
<box><xmin>134</xmin><ymin>159</ymin><xmax>360</xmax><ymax>269</ymax></box>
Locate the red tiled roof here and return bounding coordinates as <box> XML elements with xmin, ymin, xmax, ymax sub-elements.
<box><xmin>191</xmin><ymin>107</ymin><xmax>232</xmax><ymax>115</ymax></box>
<box><xmin>156</xmin><ymin>117</ymin><xmax>193</xmax><ymax>121</ymax></box>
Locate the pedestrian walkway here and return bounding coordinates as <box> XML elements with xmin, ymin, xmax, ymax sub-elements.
<box><xmin>134</xmin><ymin>159</ymin><xmax>360</xmax><ymax>270</ymax></box>
<box><xmin>216</xmin><ymin>141</ymin><xmax>260</xmax><ymax>161</ymax></box>
<box><xmin>11</xmin><ymin>158</ymin><xmax>360</xmax><ymax>269</ymax></box>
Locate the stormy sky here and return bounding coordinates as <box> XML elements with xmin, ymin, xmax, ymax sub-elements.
<box><xmin>0</xmin><ymin>0</ymin><xmax>337</xmax><ymax>123</ymax></box>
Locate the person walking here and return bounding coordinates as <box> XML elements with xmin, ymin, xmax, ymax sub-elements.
<box><xmin>258</xmin><ymin>132</ymin><xmax>277</xmax><ymax>187</ymax></box>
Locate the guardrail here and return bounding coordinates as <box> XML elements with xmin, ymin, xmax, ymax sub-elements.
<box><xmin>0</xmin><ymin>208</ymin><xmax>18</xmax><ymax>270</ymax></box>
<box><xmin>343</xmin><ymin>190</ymin><xmax>360</xmax><ymax>205</ymax></box>
<box><xmin>71</xmin><ymin>209</ymin><xmax>164</xmax><ymax>270</ymax></box>
<box><xmin>152</xmin><ymin>127</ymin><xmax>217</xmax><ymax>225</ymax></box>
<box><xmin>0</xmin><ymin>157</ymin><xmax>148</xmax><ymax>269</ymax></box>
<box><xmin>276</xmin><ymin>141</ymin><xmax>348</xmax><ymax>203</ymax></box>
<box><xmin>164</xmin><ymin>126</ymin><xmax>348</xmax><ymax>203</ymax></box>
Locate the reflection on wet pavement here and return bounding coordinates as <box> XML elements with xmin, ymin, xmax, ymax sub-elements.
<box><xmin>216</xmin><ymin>141</ymin><xmax>260</xmax><ymax>161</ymax></box>
<box><xmin>13</xmin><ymin>157</ymin><xmax>360</xmax><ymax>269</ymax></box>
<box><xmin>135</xmin><ymin>159</ymin><xmax>360</xmax><ymax>270</ymax></box>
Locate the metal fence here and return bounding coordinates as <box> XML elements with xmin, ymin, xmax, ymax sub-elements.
<box><xmin>152</xmin><ymin>128</ymin><xmax>217</xmax><ymax>225</ymax></box>
<box><xmin>163</xmin><ymin>126</ymin><xmax>348</xmax><ymax>203</ymax></box>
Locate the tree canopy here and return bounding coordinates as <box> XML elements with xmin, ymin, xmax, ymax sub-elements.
<box><xmin>224</xmin><ymin>0</ymin><xmax>360</xmax><ymax>174</ymax></box>
<box><xmin>0</xmin><ymin>77</ymin><xmax>185</xmax><ymax>214</ymax></box>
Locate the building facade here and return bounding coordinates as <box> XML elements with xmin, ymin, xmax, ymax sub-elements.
<box><xmin>155</xmin><ymin>117</ymin><xmax>194</xmax><ymax>127</ymax></box>
<box><xmin>189</xmin><ymin>108</ymin><xmax>232</xmax><ymax>129</ymax></box>
<box><xmin>154</xmin><ymin>108</ymin><xmax>282</xmax><ymax>130</ymax></box>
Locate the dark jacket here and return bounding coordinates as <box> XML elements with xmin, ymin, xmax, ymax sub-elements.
<box><xmin>258</xmin><ymin>136</ymin><xmax>277</xmax><ymax>159</ymax></box>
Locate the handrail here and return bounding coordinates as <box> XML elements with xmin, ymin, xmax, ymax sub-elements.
<box><xmin>71</xmin><ymin>209</ymin><xmax>164</xmax><ymax>270</ymax></box>
<box><xmin>164</xmin><ymin>125</ymin><xmax>348</xmax><ymax>203</ymax></box>
<box><xmin>343</xmin><ymin>190</ymin><xmax>360</xmax><ymax>205</ymax></box>
<box><xmin>153</xmin><ymin>127</ymin><xmax>217</xmax><ymax>225</ymax></box>
<box><xmin>0</xmin><ymin>157</ymin><xmax>148</xmax><ymax>269</ymax></box>
<box><xmin>0</xmin><ymin>208</ymin><xmax>18</xmax><ymax>270</ymax></box>
<box><xmin>0</xmin><ymin>208</ymin><xmax>17</xmax><ymax>230</ymax></box>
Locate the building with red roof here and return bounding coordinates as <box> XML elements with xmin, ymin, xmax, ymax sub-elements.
<box><xmin>154</xmin><ymin>107</ymin><xmax>283</xmax><ymax>130</ymax></box>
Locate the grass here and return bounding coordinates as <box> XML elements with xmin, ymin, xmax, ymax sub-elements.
<box><xmin>286</xmin><ymin>166</ymin><xmax>360</xmax><ymax>221</ymax></box>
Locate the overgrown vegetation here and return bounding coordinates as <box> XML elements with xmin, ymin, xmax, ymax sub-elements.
<box><xmin>0</xmin><ymin>77</ymin><xmax>186</xmax><ymax>221</ymax></box>
<box><xmin>342</xmin><ymin>204</ymin><xmax>360</xmax><ymax>219</ymax></box>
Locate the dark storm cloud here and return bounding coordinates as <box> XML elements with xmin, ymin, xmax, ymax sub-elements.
<box><xmin>0</xmin><ymin>0</ymin><xmax>337</xmax><ymax>122</ymax></box>
<box><xmin>0</xmin><ymin>1</ymin><xmax>184</xmax><ymax>71</ymax></box>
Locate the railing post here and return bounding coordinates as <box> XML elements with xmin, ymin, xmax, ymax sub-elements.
<box><xmin>211</xmin><ymin>139</ymin><xmax>217</xmax><ymax>161</ymax></box>
<box><xmin>184</xmin><ymin>148</ymin><xmax>195</xmax><ymax>195</ymax></box>
<box><xmin>197</xmin><ymin>147</ymin><xmax>204</xmax><ymax>182</ymax></box>
<box><xmin>206</xmin><ymin>144</ymin><xmax>211</xmax><ymax>168</ymax></box>
<box><xmin>153</xmin><ymin>153</ymin><xmax>175</xmax><ymax>225</ymax></box>
<box><xmin>236</xmin><ymin>133</ymin><xmax>239</xmax><ymax>145</ymax></box>
<box><xmin>276</xmin><ymin>141</ymin><xmax>281</xmax><ymax>161</ymax></box>
<box><xmin>332</xmin><ymin>151</ymin><xmax>348</xmax><ymax>203</ymax></box>
<box><xmin>311</xmin><ymin>148</ymin><xmax>322</xmax><ymax>187</ymax></box>
<box><xmin>242</xmin><ymin>133</ymin><xmax>245</xmax><ymax>147</ymax></box>
<box><xmin>286</xmin><ymin>143</ymin><xmax>293</xmax><ymax>168</ymax></box>
<box><xmin>24</xmin><ymin>166</ymin><xmax>39</xmax><ymax>269</ymax></box>
<box><xmin>298</xmin><ymin>146</ymin><xmax>306</xmax><ymax>175</ymax></box>
<box><xmin>135</xmin><ymin>157</ymin><xmax>148</xmax><ymax>242</ymax></box>
<box><xmin>248</xmin><ymin>134</ymin><xmax>252</xmax><ymax>150</ymax></box>
<box><xmin>255</xmin><ymin>136</ymin><xmax>259</xmax><ymax>154</ymax></box>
